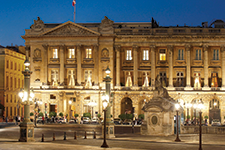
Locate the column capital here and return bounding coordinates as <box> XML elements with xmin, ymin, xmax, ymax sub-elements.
<box><xmin>185</xmin><ymin>44</ymin><xmax>191</xmax><ymax>51</ymax></box>
<box><xmin>150</xmin><ymin>45</ymin><xmax>156</xmax><ymax>52</ymax></box>
<box><xmin>167</xmin><ymin>45</ymin><xmax>173</xmax><ymax>51</ymax></box>
<box><xmin>203</xmin><ymin>44</ymin><xmax>209</xmax><ymax>52</ymax></box>
<box><xmin>76</xmin><ymin>44</ymin><xmax>82</xmax><ymax>50</ymax></box>
<box><xmin>42</xmin><ymin>44</ymin><xmax>48</xmax><ymax>51</ymax></box>
<box><xmin>59</xmin><ymin>44</ymin><xmax>66</xmax><ymax>51</ymax></box>
<box><xmin>221</xmin><ymin>45</ymin><xmax>225</xmax><ymax>52</ymax></box>
<box><xmin>133</xmin><ymin>45</ymin><xmax>139</xmax><ymax>51</ymax></box>
<box><xmin>115</xmin><ymin>45</ymin><xmax>121</xmax><ymax>52</ymax></box>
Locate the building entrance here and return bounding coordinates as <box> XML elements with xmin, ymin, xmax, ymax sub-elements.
<box><xmin>121</xmin><ymin>97</ymin><xmax>132</xmax><ymax>114</ymax></box>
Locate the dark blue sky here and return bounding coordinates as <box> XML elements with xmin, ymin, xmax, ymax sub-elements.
<box><xmin>0</xmin><ymin>0</ymin><xmax>224</xmax><ymax>46</ymax></box>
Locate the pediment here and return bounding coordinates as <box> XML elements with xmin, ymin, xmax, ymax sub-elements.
<box><xmin>39</xmin><ymin>21</ymin><xmax>100</xmax><ymax>36</ymax></box>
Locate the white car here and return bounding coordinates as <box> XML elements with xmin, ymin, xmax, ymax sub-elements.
<box><xmin>83</xmin><ymin>117</ymin><xmax>91</xmax><ymax>124</ymax></box>
<box><xmin>57</xmin><ymin>118</ymin><xmax>66</xmax><ymax>124</ymax></box>
<box><xmin>91</xmin><ymin>118</ymin><xmax>99</xmax><ymax>124</ymax></box>
<box><xmin>211</xmin><ymin>119</ymin><xmax>221</xmax><ymax>126</ymax></box>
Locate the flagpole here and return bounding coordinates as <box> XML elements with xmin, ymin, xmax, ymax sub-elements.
<box><xmin>74</xmin><ymin>4</ymin><xmax>76</xmax><ymax>23</ymax></box>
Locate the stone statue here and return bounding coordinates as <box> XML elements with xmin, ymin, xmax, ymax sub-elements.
<box><xmin>155</xmin><ymin>75</ymin><xmax>170</xmax><ymax>98</ymax></box>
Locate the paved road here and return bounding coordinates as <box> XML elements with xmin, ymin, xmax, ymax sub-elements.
<box><xmin>0</xmin><ymin>125</ymin><xmax>225</xmax><ymax>150</ymax></box>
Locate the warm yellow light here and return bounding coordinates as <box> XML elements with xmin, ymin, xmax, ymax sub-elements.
<box><xmin>19</xmin><ymin>90</ymin><xmax>24</xmax><ymax>99</ymax></box>
<box><xmin>103</xmin><ymin>100</ymin><xmax>108</xmax><ymax>109</ymax></box>
<box><xmin>69</xmin><ymin>100</ymin><xmax>72</xmax><ymax>105</ymax></box>
<box><xmin>198</xmin><ymin>103</ymin><xmax>204</xmax><ymax>110</ymax></box>
<box><xmin>214</xmin><ymin>103</ymin><xmax>217</xmax><ymax>106</ymax></box>
<box><xmin>175</xmin><ymin>103</ymin><xmax>180</xmax><ymax>110</ymax></box>
<box><xmin>193</xmin><ymin>104</ymin><xmax>197</xmax><ymax>109</ymax></box>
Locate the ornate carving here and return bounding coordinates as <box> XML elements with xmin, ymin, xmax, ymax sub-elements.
<box><xmin>115</xmin><ymin>45</ymin><xmax>121</xmax><ymax>52</ymax></box>
<box><xmin>33</xmin><ymin>48</ymin><xmax>42</xmax><ymax>62</ymax></box>
<box><xmin>46</xmin><ymin>24</ymin><xmax>96</xmax><ymax>36</ymax></box>
<box><xmin>167</xmin><ymin>45</ymin><xmax>173</xmax><ymax>55</ymax></box>
<box><xmin>203</xmin><ymin>44</ymin><xmax>209</xmax><ymax>52</ymax></box>
<box><xmin>30</xmin><ymin>17</ymin><xmax>45</xmax><ymax>32</ymax></box>
<box><xmin>42</xmin><ymin>44</ymin><xmax>48</xmax><ymax>51</ymax></box>
<box><xmin>221</xmin><ymin>45</ymin><xmax>225</xmax><ymax>52</ymax></box>
<box><xmin>101</xmin><ymin>48</ymin><xmax>109</xmax><ymax>57</ymax></box>
<box><xmin>100</xmin><ymin>16</ymin><xmax>114</xmax><ymax>34</ymax></box>
<box><xmin>133</xmin><ymin>45</ymin><xmax>139</xmax><ymax>52</ymax></box>
<box><xmin>185</xmin><ymin>44</ymin><xmax>191</xmax><ymax>51</ymax></box>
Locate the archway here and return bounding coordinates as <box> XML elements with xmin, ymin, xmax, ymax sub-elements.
<box><xmin>121</xmin><ymin>97</ymin><xmax>133</xmax><ymax>114</ymax></box>
<box><xmin>209</xmin><ymin>98</ymin><xmax>221</xmax><ymax>124</ymax></box>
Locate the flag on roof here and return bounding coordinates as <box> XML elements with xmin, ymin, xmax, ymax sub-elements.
<box><xmin>72</xmin><ymin>0</ymin><xmax>76</xmax><ymax>6</ymax></box>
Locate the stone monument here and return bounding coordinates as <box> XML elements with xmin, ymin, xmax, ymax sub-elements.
<box><xmin>141</xmin><ymin>75</ymin><xmax>179</xmax><ymax>136</ymax></box>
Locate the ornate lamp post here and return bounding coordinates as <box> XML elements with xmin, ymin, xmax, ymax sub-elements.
<box><xmin>198</xmin><ymin>99</ymin><xmax>204</xmax><ymax>150</ymax></box>
<box><xmin>101</xmin><ymin>97</ymin><xmax>109</xmax><ymax>148</ymax></box>
<box><xmin>175</xmin><ymin>103</ymin><xmax>181</xmax><ymax>142</ymax></box>
<box><xmin>18</xmin><ymin>58</ymin><xmax>35</xmax><ymax>142</ymax></box>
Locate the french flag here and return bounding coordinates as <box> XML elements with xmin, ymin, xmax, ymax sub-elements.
<box><xmin>72</xmin><ymin>0</ymin><xmax>76</xmax><ymax>6</ymax></box>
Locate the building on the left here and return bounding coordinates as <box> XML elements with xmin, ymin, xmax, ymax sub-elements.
<box><xmin>0</xmin><ymin>45</ymin><xmax>25</xmax><ymax>121</ymax></box>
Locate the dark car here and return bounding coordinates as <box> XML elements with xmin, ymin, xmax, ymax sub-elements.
<box><xmin>123</xmin><ymin>119</ymin><xmax>132</xmax><ymax>125</ymax></box>
<box><xmin>114</xmin><ymin>118</ymin><xmax>122</xmax><ymax>125</ymax></box>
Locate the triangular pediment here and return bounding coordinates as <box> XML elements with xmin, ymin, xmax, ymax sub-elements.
<box><xmin>39</xmin><ymin>21</ymin><xmax>100</xmax><ymax>36</ymax></box>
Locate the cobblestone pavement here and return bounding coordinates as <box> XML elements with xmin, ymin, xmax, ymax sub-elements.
<box><xmin>0</xmin><ymin>126</ymin><xmax>225</xmax><ymax>150</ymax></box>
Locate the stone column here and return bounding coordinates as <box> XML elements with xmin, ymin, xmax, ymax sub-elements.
<box><xmin>42</xmin><ymin>45</ymin><xmax>48</xmax><ymax>84</ymax></box>
<box><xmin>221</xmin><ymin>46</ymin><xmax>225</xmax><ymax>90</ymax></box>
<box><xmin>167</xmin><ymin>45</ymin><xmax>175</xmax><ymax>90</ymax></box>
<box><xmin>115</xmin><ymin>45</ymin><xmax>121</xmax><ymax>88</ymax></box>
<box><xmin>202</xmin><ymin>44</ymin><xmax>210</xmax><ymax>90</ymax></box>
<box><xmin>133</xmin><ymin>45</ymin><xmax>139</xmax><ymax>87</ymax></box>
<box><xmin>184</xmin><ymin>45</ymin><xmax>193</xmax><ymax>90</ymax></box>
<box><xmin>93</xmin><ymin>45</ymin><xmax>99</xmax><ymax>86</ymax></box>
<box><xmin>150</xmin><ymin>45</ymin><xmax>156</xmax><ymax>89</ymax></box>
<box><xmin>77</xmin><ymin>45</ymin><xmax>82</xmax><ymax>85</ymax></box>
<box><xmin>59</xmin><ymin>45</ymin><xmax>65</xmax><ymax>85</ymax></box>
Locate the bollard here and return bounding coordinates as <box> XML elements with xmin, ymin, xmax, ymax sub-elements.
<box><xmin>53</xmin><ymin>133</ymin><xmax>55</xmax><ymax>141</ymax></box>
<box><xmin>84</xmin><ymin>131</ymin><xmax>87</xmax><ymax>139</ymax></box>
<box><xmin>41</xmin><ymin>134</ymin><xmax>44</xmax><ymax>142</ymax></box>
<box><xmin>93</xmin><ymin>131</ymin><xmax>96</xmax><ymax>139</ymax></box>
<box><xmin>64</xmin><ymin>132</ymin><xmax>66</xmax><ymax>140</ymax></box>
<box><xmin>74</xmin><ymin>132</ymin><xmax>77</xmax><ymax>140</ymax></box>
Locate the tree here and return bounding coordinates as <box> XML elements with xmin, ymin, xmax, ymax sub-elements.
<box><xmin>118</xmin><ymin>114</ymin><xmax>126</xmax><ymax>121</ymax></box>
<box><xmin>59</xmin><ymin>112</ymin><xmax>63</xmax><ymax>117</ymax></box>
<box><xmin>204</xmin><ymin>115</ymin><xmax>208</xmax><ymax>119</ymax></box>
<box><xmin>30</xmin><ymin>112</ymin><xmax>34</xmax><ymax>116</ymax></box>
<box><xmin>49</xmin><ymin>111</ymin><xmax>56</xmax><ymax>118</ymax></box>
<box><xmin>187</xmin><ymin>115</ymin><xmax>191</xmax><ymax>119</ymax></box>
<box><xmin>74</xmin><ymin>114</ymin><xmax>79</xmax><ymax>118</ymax></box>
<box><xmin>38</xmin><ymin>112</ymin><xmax>44</xmax><ymax>117</ymax></box>
<box><xmin>138</xmin><ymin>114</ymin><xmax>144</xmax><ymax>120</ymax></box>
<box><xmin>97</xmin><ymin>114</ymin><xmax>101</xmax><ymax>119</ymax></box>
<box><xmin>83</xmin><ymin>112</ymin><xmax>91</xmax><ymax>119</ymax></box>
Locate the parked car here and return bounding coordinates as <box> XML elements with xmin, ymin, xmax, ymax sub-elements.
<box><xmin>91</xmin><ymin>117</ymin><xmax>99</xmax><ymax>124</ymax></box>
<box><xmin>211</xmin><ymin>119</ymin><xmax>221</xmax><ymax>126</ymax></box>
<box><xmin>123</xmin><ymin>119</ymin><xmax>132</xmax><ymax>125</ymax></box>
<box><xmin>113</xmin><ymin>118</ymin><xmax>122</xmax><ymax>125</ymax></box>
<box><xmin>57</xmin><ymin>118</ymin><xmax>66</xmax><ymax>124</ymax></box>
<box><xmin>83</xmin><ymin>117</ymin><xmax>90</xmax><ymax>124</ymax></box>
<box><xmin>37</xmin><ymin>117</ymin><xmax>43</xmax><ymax>124</ymax></box>
<box><xmin>69</xmin><ymin>119</ymin><xmax>78</xmax><ymax>124</ymax></box>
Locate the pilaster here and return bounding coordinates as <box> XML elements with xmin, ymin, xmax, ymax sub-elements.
<box><xmin>77</xmin><ymin>45</ymin><xmax>82</xmax><ymax>85</ymax></box>
<box><xmin>221</xmin><ymin>45</ymin><xmax>225</xmax><ymax>90</ymax></box>
<box><xmin>59</xmin><ymin>45</ymin><xmax>65</xmax><ymax>84</ymax></box>
<box><xmin>167</xmin><ymin>45</ymin><xmax>175</xmax><ymax>90</ymax></box>
<box><xmin>94</xmin><ymin>45</ymin><xmax>99</xmax><ymax>86</ymax></box>
<box><xmin>115</xmin><ymin>45</ymin><xmax>121</xmax><ymax>89</ymax></box>
<box><xmin>202</xmin><ymin>44</ymin><xmax>210</xmax><ymax>90</ymax></box>
<box><xmin>133</xmin><ymin>45</ymin><xmax>138</xmax><ymax>87</ymax></box>
<box><xmin>150</xmin><ymin>45</ymin><xmax>156</xmax><ymax>90</ymax></box>
<box><xmin>42</xmin><ymin>45</ymin><xmax>48</xmax><ymax>85</ymax></box>
<box><xmin>184</xmin><ymin>44</ymin><xmax>193</xmax><ymax>90</ymax></box>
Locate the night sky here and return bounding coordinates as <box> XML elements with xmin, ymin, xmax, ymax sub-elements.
<box><xmin>0</xmin><ymin>0</ymin><xmax>224</xmax><ymax>46</ymax></box>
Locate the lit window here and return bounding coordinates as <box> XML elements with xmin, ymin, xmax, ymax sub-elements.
<box><xmin>211</xmin><ymin>73</ymin><xmax>218</xmax><ymax>87</ymax></box>
<box><xmin>159</xmin><ymin>72</ymin><xmax>167</xmax><ymax>87</ymax></box>
<box><xmin>194</xmin><ymin>73</ymin><xmax>201</xmax><ymax>89</ymax></box>
<box><xmin>159</xmin><ymin>49</ymin><xmax>166</xmax><ymax>61</ymax></box>
<box><xmin>213</xmin><ymin>49</ymin><xmax>219</xmax><ymax>60</ymax></box>
<box><xmin>178</xmin><ymin>49</ymin><xmax>184</xmax><ymax>60</ymax></box>
<box><xmin>85</xmin><ymin>70</ymin><xmax>92</xmax><ymax>87</ymax></box>
<box><xmin>85</xmin><ymin>48</ymin><xmax>92</xmax><ymax>59</ymax></box>
<box><xmin>126</xmin><ymin>50</ymin><xmax>132</xmax><ymax>60</ymax></box>
<box><xmin>53</xmin><ymin>49</ymin><xmax>58</xmax><ymax>58</ymax></box>
<box><xmin>176</xmin><ymin>72</ymin><xmax>184</xmax><ymax>87</ymax></box>
<box><xmin>68</xmin><ymin>49</ymin><xmax>75</xmax><ymax>58</ymax></box>
<box><xmin>51</xmin><ymin>70</ymin><xmax>59</xmax><ymax>86</ymax></box>
<box><xmin>143</xmin><ymin>50</ymin><xmax>149</xmax><ymax>60</ymax></box>
<box><xmin>196</xmin><ymin>49</ymin><xmax>201</xmax><ymax>60</ymax></box>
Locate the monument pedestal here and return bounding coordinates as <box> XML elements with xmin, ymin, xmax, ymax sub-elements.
<box><xmin>19</xmin><ymin>122</ymin><xmax>35</xmax><ymax>142</ymax></box>
<box><xmin>102</xmin><ymin>123</ymin><xmax>115</xmax><ymax>139</ymax></box>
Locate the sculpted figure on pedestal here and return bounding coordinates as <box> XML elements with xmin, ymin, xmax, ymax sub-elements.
<box><xmin>155</xmin><ymin>75</ymin><xmax>170</xmax><ymax>98</ymax></box>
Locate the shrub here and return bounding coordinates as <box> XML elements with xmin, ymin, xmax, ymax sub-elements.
<box><xmin>204</xmin><ymin>116</ymin><xmax>208</xmax><ymax>119</ymax></box>
<box><xmin>30</xmin><ymin>112</ymin><xmax>34</xmax><ymax>116</ymax></box>
<box><xmin>49</xmin><ymin>111</ymin><xmax>57</xmax><ymax>118</ymax></box>
<box><xmin>187</xmin><ymin>115</ymin><xmax>191</xmax><ymax>119</ymax></box>
<box><xmin>38</xmin><ymin>112</ymin><xmax>44</xmax><ymax>117</ymax></box>
<box><xmin>83</xmin><ymin>112</ymin><xmax>91</xmax><ymax>119</ymax></box>
<box><xmin>138</xmin><ymin>114</ymin><xmax>144</xmax><ymax>119</ymax></box>
<box><xmin>97</xmin><ymin>114</ymin><xmax>101</xmax><ymax>118</ymax></box>
<box><xmin>59</xmin><ymin>112</ymin><xmax>63</xmax><ymax>117</ymax></box>
<box><xmin>119</xmin><ymin>114</ymin><xmax>126</xmax><ymax>121</ymax></box>
<box><xmin>74</xmin><ymin>114</ymin><xmax>79</xmax><ymax>118</ymax></box>
<box><xmin>126</xmin><ymin>114</ymin><xmax>133</xmax><ymax>120</ymax></box>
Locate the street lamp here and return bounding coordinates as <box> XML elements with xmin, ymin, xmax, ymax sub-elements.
<box><xmin>175</xmin><ymin>103</ymin><xmax>181</xmax><ymax>142</ymax></box>
<box><xmin>88</xmin><ymin>101</ymin><xmax>97</xmax><ymax>119</ymax></box>
<box><xmin>18</xmin><ymin>57</ymin><xmax>35</xmax><ymax>142</ymax></box>
<box><xmin>197</xmin><ymin>99</ymin><xmax>204</xmax><ymax>150</ymax></box>
<box><xmin>101</xmin><ymin>96</ymin><xmax>109</xmax><ymax>148</ymax></box>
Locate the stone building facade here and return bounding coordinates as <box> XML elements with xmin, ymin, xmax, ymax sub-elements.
<box><xmin>0</xmin><ymin>46</ymin><xmax>25</xmax><ymax>120</ymax></box>
<box><xmin>22</xmin><ymin>17</ymin><xmax>225</xmax><ymax>124</ymax></box>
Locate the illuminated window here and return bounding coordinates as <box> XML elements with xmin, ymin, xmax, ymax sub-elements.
<box><xmin>213</xmin><ymin>49</ymin><xmax>219</xmax><ymax>60</ymax></box>
<box><xmin>53</xmin><ymin>49</ymin><xmax>58</xmax><ymax>58</ymax></box>
<box><xmin>85</xmin><ymin>70</ymin><xmax>92</xmax><ymax>87</ymax></box>
<box><xmin>159</xmin><ymin>49</ymin><xmax>166</xmax><ymax>61</ymax></box>
<box><xmin>178</xmin><ymin>49</ymin><xmax>184</xmax><ymax>60</ymax></box>
<box><xmin>143</xmin><ymin>50</ymin><xmax>149</xmax><ymax>60</ymax></box>
<box><xmin>126</xmin><ymin>50</ymin><xmax>132</xmax><ymax>60</ymax></box>
<box><xmin>85</xmin><ymin>48</ymin><xmax>92</xmax><ymax>59</ymax></box>
<box><xmin>194</xmin><ymin>73</ymin><xmax>201</xmax><ymax>89</ymax></box>
<box><xmin>68</xmin><ymin>70</ymin><xmax>75</xmax><ymax>86</ymax></box>
<box><xmin>211</xmin><ymin>73</ymin><xmax>218</xmax><ymax>87</ymax></box>
<box><xmin>68</xmin><ymin>49</ymin><xmax>75</xmax><ymax>58</ymax></box>
<box><xmin>51</xmin><ymin>70</ymin><xmax>59</xmax><ymax>86</ymax></box>
<box><xmin>195</xmin><ymin>49</ymin><xmax>201</xmax><ymax>60</ymax></box>
<box><xmin>209</xmin><ymin>99</ymin><xmax>220</xmax><ymax>109</ymax></box>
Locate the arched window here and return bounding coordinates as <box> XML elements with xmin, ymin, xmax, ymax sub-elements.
<box><xmin>209</xmin><ymin>99</ymin><xmax>220</xmax><ymax>109</ymax></box>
